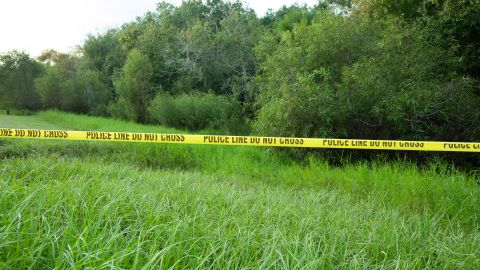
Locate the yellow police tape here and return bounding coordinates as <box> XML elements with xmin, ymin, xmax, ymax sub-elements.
<box><xmin>1</xmin><ymin>128</ymin><xmax>480</xmax><ymax>152</ymax></box>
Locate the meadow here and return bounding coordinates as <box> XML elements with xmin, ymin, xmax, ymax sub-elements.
<box><xmin>0</xmin><ymin>111</ymin><xmax>479</xmax><ymax>269</ymax></box>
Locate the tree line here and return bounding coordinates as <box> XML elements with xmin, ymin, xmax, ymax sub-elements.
<box><xmin>1</xmin><ymin>0</ymin><xmax>479</xmax><ymax>152</ymax></box>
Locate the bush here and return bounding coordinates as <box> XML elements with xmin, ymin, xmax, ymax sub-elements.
<box><xmin>0</xmin><ymin>51</ymin><xmax>43</xmax><ymax>112</ymax></box>
<box><xmin>111</xmin><ymin>49</ymin><xmax>153</xmax><ymax>123</ymax></box>
<box><xmin>336</xmin><ymin>58</ymin><xmax>480</xmax><ymax>142</ymax></box>
<box><xmin>148</xmin><ymin>92</ymin><xmax>248</xmax><ymax>134</ymax></box>
<box><xmin>76</xmin><ymin>69</ymin><xmax>112</xmax><ymax>116</ymax></box>
<box><xmin>35</xmin><ymin>67</ymin><xmax>87</xmax><ymax>113</ymax></box>
<box><xmin>254</xmin><ymin>14</ymin><xmax>480</xmax><ymax>157</ymax></box>
<box><xmin>107</xmin><ymin>98</ymin><xmax>137</xmax><ymax>122</ymax></box>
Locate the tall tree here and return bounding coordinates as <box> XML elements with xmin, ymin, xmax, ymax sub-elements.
<box><xmin>35</xmin><ymin>66</ymin><xmax>81</xmax><ymax>111</ymax></box>
<box><xmin>356</xmin><ymin>0</ymin><xmax>480</xmax><ymax>79</ymax></box>
<box><xmin>117</xmin><ymin>0</ymin><xmax>262</xmax><ymax>96</ymax></box>
<box><xmin>35</xmin><ymin>50</ymin><xmax>86</xmax><ymax>112</ymax></box>
<box><xmin>0</xmin><ymin>51</ymin><xmax>43</xmax><ymax>112</ymax></box>
<box><xmin>82</xmin><ymin>29</ymin><xmax>126</xmax><ymax>86</ymax></box>
<box><xmin>111</xmin><ymin>49</ymin><xmax>153</xmax><ymax>123</ymax></box>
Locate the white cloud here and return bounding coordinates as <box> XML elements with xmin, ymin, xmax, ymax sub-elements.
<box><xmin>0</xmin><ymin>0</ymin><xmax>318</xmax><ymax>57</ymax></box>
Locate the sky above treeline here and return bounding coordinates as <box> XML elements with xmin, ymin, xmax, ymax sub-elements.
<box><xmin>0</xmin><ymin>0</ymin><xmax>318</xmax><ymax>57</ymax></box>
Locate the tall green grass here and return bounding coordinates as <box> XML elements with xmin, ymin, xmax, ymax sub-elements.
<box><xmin>1</xmin><ymin>158</ymin><xmax>479</xmax><ymax>269</ymax></box>
<box><xmin>0</xmin><ymin>111</ymin><xmax>479</xmax><ymax>268</ymax></box>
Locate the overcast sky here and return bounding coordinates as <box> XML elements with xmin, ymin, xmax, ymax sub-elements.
<box><xmin>0</xmin><ymin>0</ymin><xmax>318</xmax><ymax>57</ymax></box>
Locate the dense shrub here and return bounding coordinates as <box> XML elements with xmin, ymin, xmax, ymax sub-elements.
<box><xmin>107</xmin><ymin>97</ymin><xmax>137</xmax><ymax>122</ymax></box>
<box><xmin>109</xmin><ymin>50</ymin><xmax>153</xmax><ymax>123</ymax></box>
<box><xmin>76</xmin><ymin>69</ymin><xmax>111</xmax><ymax>116</ymax></box>
<box><xmin>148</xmin><ymin>92</ymin><xmax>247</xmax><ymax>133</ymax></box>
<box><xmin>254</xmin><ymin>14</ymin><xmax>480</xmax><ymax>145</ymax></box>
<box><xmin>35</xmin><ymin>67</ymin><xmax>84</xmax><ymax>112</ymax></box>
<box><xmin>0</xmin><ymin>51</ymin><xmax>43</xmax><ymax>112</ymax></box>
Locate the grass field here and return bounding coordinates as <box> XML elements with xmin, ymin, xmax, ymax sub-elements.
<box><xmin>1</xmin><ymin>111</ymin><xmax>479</xmax><ymax>269</ymax></box>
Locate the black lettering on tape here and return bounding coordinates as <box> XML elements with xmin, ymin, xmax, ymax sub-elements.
<box><xmin>280</xmin><ymin>138</ymin><xmax>304</xmax><ymax>145</ymax></box>
<box><xmin>323</xmin><ymin>139</ymin><xmax>349</xmax><ymax>147</ymax></box>
<box><xmin>144</xmin><ymin>134</ymin><xmax>157</xmax><ymax>141</ymax></box>
<box><xmin>204</xmin><ymin>136</ymin><xmax>230</xmax><ymax>144</ymax></box>
<box><xmin>14</xmin><ymin>130</ymin><xmax>25</xmax><ymax>137</ymax></box>
<box><xmin>233</xmin><ymin>136</ymin><xmax>249</xmax><ymax>144</ymax></box>
<box><xmin>0</xmin><ymin>129</ymin><xmax>13</xmax><ymax>137</ymax></box>
<box><xmin>370</xmin><ymin>141</ymin><xmax>381</xmax><ymax>147</ymax></box>
<box><xmin>43</xmin><ymin>130</ymin><xmax>68</xmax><ymax>139</ymax></box>
<box><xmin>382</xmin><ymin>141</ymin><xmax>396</xmax><ymax>148</ymax></box>
<box><xmin>250</xmin><ymin>137</ymin><xmax>261</xmax><ymax>144</ymax></box>
<box><xmin>113</xmin><ymin>133</ymin><xmax>130</xmax><ymax>140</ymax></box>
<box><xmin>160</xmin><ymin>134</ymin><xmax>184</xmax><ymax>142</ymax></box>
<box><xmin>86</xmin><ymin>131</ymin><xmax>112</xmax><ymax>140</ymax></box>
<box><xmin>27</xmin><ymin>130</ymin><xmax>41</xmax><ymax>138</ymax></box>
<box><xmin>352</xmin><ymin>140</ymin><xmax>368</xmax><ymax>147</ymax></box>
<box><xmin>444</xmin><ymin>143</ymin><xmax>472</xmax><ymax>150</ymax></box>
<box><xmin>399</xmin><ymin>142</ymin><xmax>424</xmax><ymax>148</ymax></box>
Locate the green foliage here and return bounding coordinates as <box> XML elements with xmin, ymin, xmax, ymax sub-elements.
<box><xmin>36</xmin><ymin>66</ymin><xmax>112</xmax><ymax>115</ymax></box>
<box><xmin>148</xmin><ymin>92</ymin><xmax>247</xmax><ymax>133</ymax></box>
<box><xmin>76</xmin><ymin>69</ymin><xmax>111</xmax><ymax>115</ymax></box>
<box><xmin>257</xmin><ymin>11</ymin><xmax>380</xmax><ymax>84</ymax></box>
<box><xmin>35</xmin><ymin>51</ymin><xmax>111</xmax><ymax>115</ymax></box>
<box><xmin>216</xmin><ymin>12</ymin><xmax>264</xmax><ymax>95</ymax></box>
<box><xmin>82</xmin><ymin>29</ymin><xmax>126</xmax><ymax>83</ymax></box>
<box><xmin>254</xmin><ymin>11</ymin><xmax>379</xmax><ymax>138</ymax></box>
<box><xmin>261</xmin><ymin>3</ymin><xmax>329</xmax><ymax>29</ymax></box>
<box><xmin>422</xmin><ymin>0</ymin><xmax>480</xmax><ymax>79</ymax></box>
<box><xmin>80</xmin><ymin>30</ymin><xmax>126</xmax><ymax>112</ymax></box>
<box><xmin>358</xmin><ymin>0</ymin><xmax>480</xmax><ymax>79</ymax></box>
<box><xmin>109</xmin><ymin>49</ymin><xmax>153</xmax><ymax>123</ymax></box>
<box><xmin>357</xmin><ymin>0</ymin><xmax>431</xmax><ymax>18</ymax></box>
<box><xmin>255</xmin><ymin>14</ymin><xmax>480</xmax><ymax>150</ymax></box>
<box><xmin>107</xmin><ymin>96</ymin><xmax>136</xmax><ymax>121</ymax></box>
<box><xmin>119</xmin><ymin>1</ymin><xmax>263</xmax><ymax>95</ymax></box>
<box><xmin>0</xmin><ymin>51</ymin><xmax>43</xmax><ymax>111</ymax></box>
<box><xmin>35</xmin><ymin>65</ymin><xmax>85</xmax><ymax>112</ymax></box>
<box><xmin>35</xmin><ymin>67</ymin><xmax>65</xmax><ymax>110</ymax></box>
<box><xmin>337</xmin><ymin>39</ymin><xmax>479</xmax><ymax>141</ymax></box>
<box><xmin>255</xmin><ymin>69</ymin><xmax>335</xmax><ymax>139</ymax></box>
<box><xmin>35</xmin><ymin>51</ymin><xmax>86</xmax><ymax>113</ymax></box>
<box><xmin>272</xmin><ymin>5</ymin><xmax>317</xmax><ymax>32</ymax></box>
